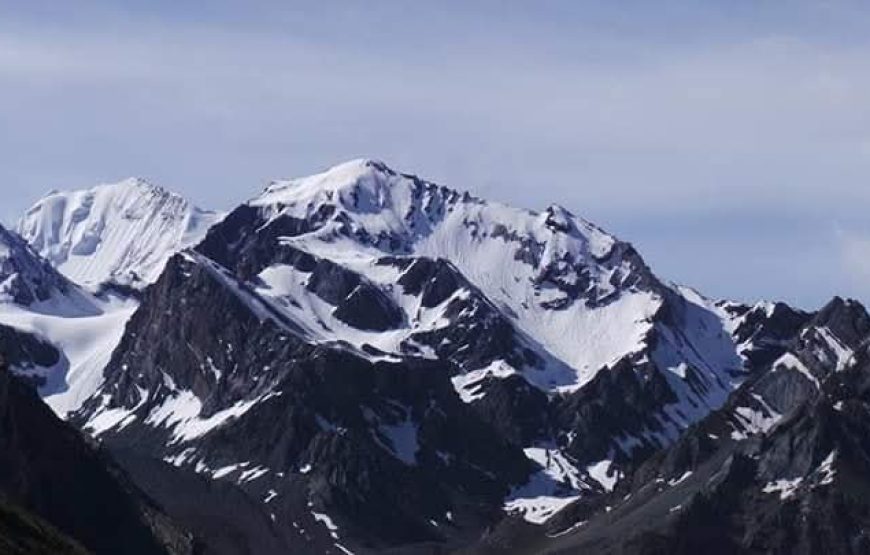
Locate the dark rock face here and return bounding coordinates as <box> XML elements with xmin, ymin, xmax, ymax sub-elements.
<box><xmin>468</xmin><ymin>375</ymin><xmax>551</xmax><ymax>448</ymax></box>
<box><xmin>813</xmin><ymin>296</ymin><xmax>870</xmax><ymax>347</ymax></box>
<box><xmin>396</xmin><ymin>257</ymin><xmax>463</xmax><ymax>308</ymax></box>
<box><xmin>554</xmin><ymin>355</ymin><xmax>679</xmax><ymax>466</ymax></box>
<box><xmin>0</xmin><ymin>357</ymin><xmax>193</xmax><ymax>555</ymax></box>
<box><xmin>55</xmin><ymin>160</ymin><xmax>865</xmax><ymax>553</ymax></box>
<box><xmin>0</xmin><ymin>498</ymin><xmax>91</xmax><ymax>555</ymax></box>
<box><xmin>465</xmin><ymin>297</ymin><xmax>870</xmax><ymax>555</ymax></box>
<box><xmin>110</xmin><ymin>449</ymin><xmax>297</xmax><ymax>555</ymax></box>
<box><xmin>0</xmin><ymin>225</ymin><xmax>78</xmax><ymax>306</ymax></box>
<box><xmin>725</xmin><ymin>301</ymin><xmax>811</xmax><ymax>371</ymax></box>
<box><xmin>73</xmin><ymin>253</ymin><xmax>533</xmax><ymax>552</ymax></box>
<box><xmin>313</xmin><ymin>263</ymin><xmax>403</xmax><ymax>331</ymax></box>
<box><xmin>0</xmin><ymin>323</ymin><xmax>60</xmax><ymax>387</ymax></box>
<box><xmin>391</xmin><ymin>257</ymin><xmax>541</xmax><ymax>373</ymax></box>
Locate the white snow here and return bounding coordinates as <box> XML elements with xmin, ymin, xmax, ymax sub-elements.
<box><xmin>772</xmin><ymin>352</ymin><xmax>820</xmax><ymax>388</ymax></box>
<box><xmin>451</xmin><ymin>360</ymin><xmax>518</xmax><ymax>403</ymax></box>
<box><xmin>0</xmin><ymin>296</ymin><xmax>137</xmax><ymax>417</ymax></box>
<box><xmin>762</xmin><ymin>477</ymin><xmax>803</xmax><ymax>499</ymax></box>
<box><xmin>312</xmin><ymin>510</ymin><xmax>340</xmax><ymax>541</ymax></box>
<box><xmin>212</xmin><ymin>464</ymin><xmax>242</xmax><ymax>479</ymax></box>
<box><xmin>503</xmin><ymin>494</ymin><xmax>580</xmax><ymax>525</ymax></box>
<box><xmin>732</xmin><ymin>393</ymin><xmax>782</xmax><ymax>437</ymax></box>
<box><xmin>86</xmin><ymin>404</ymin><xmax>138</xmax><ymax>435</ymax></box>
<box><xmin>815</xmin><ymin>327</ymin><xmax>854</xmax><ymax>372</ymax></box>
<box><xmin>504</xmin><ymin>445</ymin><xmax>589</xmax><ymax>523</ymax></box>
<box><xmin>248</xmin><ymin>159</ymin><xmax>665</xmax><ymax>394</ymax></box>
<box><xmin>143</xmin><ymin>389</ymin><xmax>279</xmax><ymax>443</ymax></box>
<box><xmin>668</xmin><ymin>470</ymin><xmax>693</xmax><ymax>486</ymax></box>
<box><xmin>18</xmin><ymin>178</ymin><xmax>223</xmax><ymax>289</ymax></box>
<box><xmin>816</xmin><ymin>450</ymin><xmax>836</xmax><ymax>485</ymax></box>
<box><xmin>587</xmin><ymin>458</ymin><xmax>620</xmax><ymax>491</ymax></box>
<box><xmin>239</xmin><ymin>466</ymin><xmax>270</xmax><ymax>483</ymax></box>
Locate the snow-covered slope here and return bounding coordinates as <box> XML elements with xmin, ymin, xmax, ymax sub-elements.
<box><xmin>0</xmin><ymin>224</ymin><xmax>95</xmax><ymax>311</ymax></box>
<box><xmin>7</xmin><ymin>179</ymin><xmax>224</xmax><ymax>417</ymax></box>
<box><xmin>242</xmin><ymin>159</ymin><xmax>670</xmax><ymax>391</ymax></box>
<box><xmin>0</xmin><ymin>223</ymin><xmax>134</xmax><ymax>417</ymax></box>
<box><xmin>18</xmin><ymin>178</ymin><xmax>223</xmax><ymax>290</ymax></box>
<box><xmin>0</xmin><ymin>296</ymin><xmax>137</xmax><ymax>417</ymax></box>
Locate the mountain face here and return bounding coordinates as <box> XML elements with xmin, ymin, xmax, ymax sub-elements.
<box><xmin>0</xmin><ymin>222</ymin><xmax>135</xmax><ymax>418</ymax></box>
<box><xmin>74</xmin><ymin>250</ymin><xmax>534</xmax><ymax>553</ymax></box>
<box><xmin>0</xmin><ymin>356</ymin><xmax>193</xmax><ymax>555</ymax></box>
<box><xmin>0</xmin><ymin>224</ymin><xmax>95</xmax><ymax>311</ymax></box>
<box><xmin>470</xmin><ymin>297</ymin><xmax>870</xmax><ymax>555</ymax></box>
<box><xmin>53</xmin><ymin>158</ymin><xmax>807</xmax><ymax>554</ymax></box>
<box><xmin>5</xmin><ymin>178</ymin><xmax>220</xmax><ymax>418</ymax></box>
<box><xmin>18</xmin><ymin>178</ymin><xmax>223</xmax><ymax>292</ymax></box>
<box><xmin>9</xmin><ymin>158</ymin><xmax>864</xmax><ymax>554</ymax></box>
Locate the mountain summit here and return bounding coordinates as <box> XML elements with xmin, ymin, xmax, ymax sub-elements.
<box><xmin>18</xmin><ymin>178</ymin><xmax>223</xmax><ymax>290</ymax></box>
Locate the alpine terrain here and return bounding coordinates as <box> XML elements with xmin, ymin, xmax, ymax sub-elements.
<box><xmin>1</xmin><ymin>159</ymin><xmax>866</xmax><ymax>554</ymax></box>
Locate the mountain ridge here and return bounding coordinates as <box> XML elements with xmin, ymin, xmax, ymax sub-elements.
<box><xmin>3</xmin><ymin>158</ymin><xmax>863</xmax><ymax>554</ymax></box>
<box><xmin>66</xmin><ymin>159</ymin><xmax>782</xmax><ymax>537</ymax></box>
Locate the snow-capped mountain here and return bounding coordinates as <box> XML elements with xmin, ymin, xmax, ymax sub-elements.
<box><xmin>8</xmin><ymin>158</ymin><xmax>861</xmax><ymax>554</ymax></box>
<box><xmin>4</xmin><ymin>180</ymin><xmax>222</xmax><ymax>419</ymax></box>
<box><xmin>56</xmin><ymin>158</ymin><xmax>803</xmax><ymax>552</ymax></box>
<box><xmin>18</xmin><ymin>178</ymin><xmax>223</xmax><ymax>291</ymax></box>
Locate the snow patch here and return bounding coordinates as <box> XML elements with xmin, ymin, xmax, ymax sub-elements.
<box><xmin>762</xmin><ymin>477</ymin><xmax>803</xmax><ymax>500</ymax></box>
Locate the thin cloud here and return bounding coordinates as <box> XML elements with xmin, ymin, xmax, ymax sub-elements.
<box><xmin>1</xmin><ymin>3</ymin><xmax>870</xmax><ymax>307</ymax></box>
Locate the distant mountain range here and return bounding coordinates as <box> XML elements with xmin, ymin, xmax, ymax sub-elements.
<box><xmin>0</xmin><ymin>159</ymin><xmax>867</xmax><ymax>554</ymax></box>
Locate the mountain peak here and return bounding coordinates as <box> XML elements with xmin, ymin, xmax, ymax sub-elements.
<box><xmin>255</xmin><ymin>158</ymin><xmax>402</xmax><ymax>207</ymax></box>
<box><xmin>36</xmin><ymin>176</ymin><xmax>169</xmax><ymax>205</ymax></box>
<box><xmin>104</xmin><ymin>176</ymin><xmax>168</xmax><ymax>195</ymax></box>
<box><xmin>811</xmin><ymin>296</ymin><xmax>870</xmax><ymax>348</ymax></box>
<box><xmin>18</xmin><ymin>179</ymin><xmax>223</xmax><ymax>289</ymax></box>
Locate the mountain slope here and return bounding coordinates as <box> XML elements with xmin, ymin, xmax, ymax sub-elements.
<box><xmin>473</xmin><ymin>297</ymin><xmax>870</xmax><ymax>554</ymax></box>
<box><xmin>0</xmin><ymin>498</ymin><xmax>91</xmax><ymax>555</ymax></box>
<box><xmin>73</xmin><ymin>250</ymin><xmax>532</xmax><ymax>553</ymax></box>
<box><xmin>18</xmin><ymin>178</ymin><xmax>223</xmax><ymax>291</ymax></box>
<box><xmin>64</xmin><ymin>157</ymin><xmax>811</xmax><ymax>552</ymax></box>
<box><xmin>8</xmin><ymin>176</ymin><xmax>224</xmax><ymax>418</ymax></box>
<box><xmin>0</xmin><ymin>356</ymin><xmax>193</xmax><ymax>555</ymax></box>
<box><xmin>0</xmin><ymin>225</ymin><xmax>97</xmax><ymax>312</ymax></box>
<box><xmin>192</xmin><ymin>159</ymin><xmax>777</xmax><ymax>514</ymax></box>
<box><xmin>0</xmin><ymin>223</ymin><xmax>135</xmax><ymax>417</ymax></box>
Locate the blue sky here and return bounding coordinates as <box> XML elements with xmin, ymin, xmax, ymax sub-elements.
<box><xmin>2</xmin><ymin>1</ymin><xmax>870</xmax><ymax>308</ymax></box>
